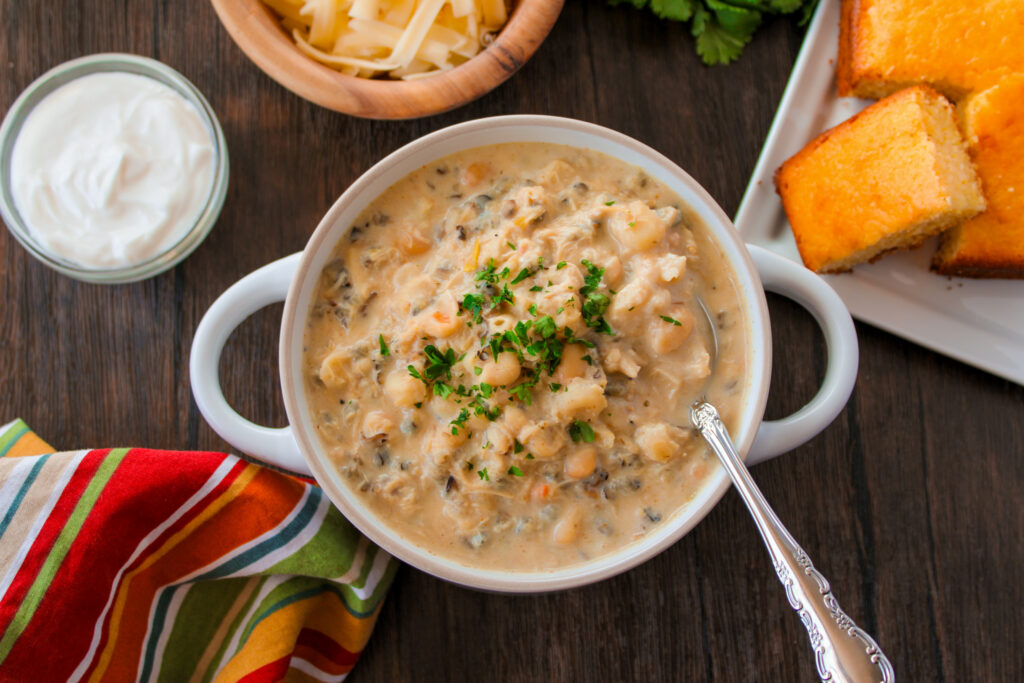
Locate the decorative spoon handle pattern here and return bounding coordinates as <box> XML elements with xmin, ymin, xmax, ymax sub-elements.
<box><xmin>691</xmin><ymin>402</ymin><xmax>895</xmax><ymax>683</ymax></box>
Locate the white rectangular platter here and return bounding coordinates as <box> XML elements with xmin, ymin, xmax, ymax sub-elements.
<box><xmin>735</xmin><ymin>0</ymin><xmax>1024</xmax><ymax>386</ymax></box>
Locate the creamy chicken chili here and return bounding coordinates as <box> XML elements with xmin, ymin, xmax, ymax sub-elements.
<box><xmin>303</xmin><ymin>143</ymin><xmax>748</xmax><ymax>570</ymax></box>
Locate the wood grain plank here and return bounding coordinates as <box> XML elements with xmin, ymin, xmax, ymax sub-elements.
<box><xmin>1</xmin><ymin>1</ymin><xmax>1022</xmax><ymax>681</ymax></box>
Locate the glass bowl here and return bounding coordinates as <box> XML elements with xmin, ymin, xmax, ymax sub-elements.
<box><xmin>0</xmin><ymin>53</ymin><xmax>229</xmax><ymax>284</ymax></box>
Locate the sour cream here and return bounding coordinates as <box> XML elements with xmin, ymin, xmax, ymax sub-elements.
<box><xmin>10</xmin><ymin>72</ymin><xmax>215</xmax><ymax>269</ymax></box>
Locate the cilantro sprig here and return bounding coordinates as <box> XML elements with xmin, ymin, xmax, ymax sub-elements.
<box><xmin>608</xmin><ymin>0</ymin><xmax>818</xmax><ymax>66</ymax></box>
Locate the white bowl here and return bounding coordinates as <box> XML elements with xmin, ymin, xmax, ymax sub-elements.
<box><xmin>190</xmin><ymin>116</ymin><xmax>858</xmax><ymax>592</ymax></box>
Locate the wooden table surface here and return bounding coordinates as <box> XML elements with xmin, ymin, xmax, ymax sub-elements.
<box><xmin>2</xmin><ymin>1</ymin><xmax>1022</xmax><ymax>680</ymax></box>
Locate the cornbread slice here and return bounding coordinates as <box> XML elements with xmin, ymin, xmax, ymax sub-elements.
<box><xmin>838</xmin><ymin>0</ymin><xmax>1024</xmax><ymax>100</ymax></box>
<box><xmin>933</xmin><ymin>75</ymin><xmax>1024</xmax><ymax>278</ymax></box>
<box><xmin>775</xmin><ymin>86</ymin><xmax>985</xmax><ymax>274</ymax></box>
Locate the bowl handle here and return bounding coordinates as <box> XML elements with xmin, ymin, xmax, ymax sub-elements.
<box><xmin>746</xmin><ymin>245</ymin><xmax>858</xmax><ymax>464</ymax></box>
<box><xmin>189</xmin><ymin>253</ymin><xmax>312</xmax><ymax>476</ymax></box>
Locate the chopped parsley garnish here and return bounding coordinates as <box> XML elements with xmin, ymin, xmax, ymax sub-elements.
<box><xmin>604</xmin><ymin>200</ymin><xmax>615</xmax><ymax>206</ymax></box>
<box><xmin>508</xmin><ymin>382</ymin><xmax>534</xmax><ymax>405</ymax></box>
<box><xmin>507</xmin><ymin>465</ymin><xmax>523</xmax><ymax>477</ymax></box>
<box><xmin>378</xmin><ymin>334</ymin><xmax>390</xmax><ymax>356</ymax></box>
<box><xmin>579</xmin><ymin>260</ymin><xmax>614</xmax><ymax>335</ymax></box>
<box><xmin>534</xmin><ymin>315</ymin><xmax>557</xmax><ymax>339</ymax></box>
<box><xmin>490</xmin><ymin>285</ymin><xmax>515</xmax><ymax>309</ymax></box>
<box><xmin>423</xmin><ymin>345</ymin><xmax>457</xmax><ymax>380</ymax></box>
<box><xmin>436</xmin><ymin>258</ymin><xmax>616</xmax><ymax>411</ymax></box>
<box><xmin>449</xmin><ymin>407</ymin><xmax>470</xmax><ymax>435</ymax></box>
<box><xmin>628</xmin><ymin>221</ymin><xmax>636</xmax><ymax>227</ymax></box>
<box><xmin>447</xmin><ymin>381</ymin><xmax>501</xmax><ymax>420</ymax></box>
<box><xmin>569</xmin><ymin>420</ymin><xmax>596</xmax><ymax>443</ymax></box>
<box><xmin>564</xmin><ymin>328</ymin><xmax>595</xmax><ymax>348</ymax></box>
<box><xmin>660</xmin><ymin>315</ymin><xmax>683</xmax><ymax>326</ymax></box>
<box><xmin>580</xmin><ymin>260</ymin><xmax>603</xmax><ymax>292</ymax></box>
<box><xmin>523</xmin><ymin>320</ymin><xmax>565</xmax><ymax>377</ymax></box>
<box><xmin>478</xmin><ymin>467</ymin><xmax>490</xmax><ymax>481</ymax></box>
<box><xmin>525</xmin><ymin>453</ymin><xmax>535</xmax><ymax>459</ymax></box>
<box><xmin>506</xmin><ymin>240</ymin><xmax>516</xmax><ymax>250</ymax></box>
<box><xmin>460</xmin><ymin>293</ymin><xmax>486</xmax><ymax>324</ymax></box>
<box><xmin>513</xmin><ymin>320</ymin><xmax>533</xmax><ymax>346</ymax></box>
<box><xmin>471</xmin><ymin>395</ymin><xmax>501</xmax><ymax>421</ymax></box>
<box><xmin>583</xmin><ymin>292</ymin><xmax>612</xmax><ymax>332</ymax></box>
<box><xmin>510</xmin><ymin>267</ymin><xmax>534</xmax><ymax>285</ymax></box>
<box><xmin>513</xmin><ymin>440</ymin><xmax>524</xmax><ymax>454</ymax></box>
<box><xmin>409</xmin><ymin>345</ymin><xmax>460</xmax><ymax>399</ymax></box>
<box><xmin>476</xmin><ymin>259</ymin><xmax>498</xmax><ymax>283</ymax></box>
<box><xmin>488</xmin><ymin>336</ymin><xmax>504</xmax><ymax>360</ymax></box>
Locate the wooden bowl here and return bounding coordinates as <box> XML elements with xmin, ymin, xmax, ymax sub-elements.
<box><xmin>209</xmin><ymin>0</ymin><xmax>565</xmax><ymax>119</ymax></box>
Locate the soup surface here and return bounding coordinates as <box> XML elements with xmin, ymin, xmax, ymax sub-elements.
<box><xmin>303</xmin><ymin>143</ymin><xmax>748</xmax><ymax>570</ymax></box>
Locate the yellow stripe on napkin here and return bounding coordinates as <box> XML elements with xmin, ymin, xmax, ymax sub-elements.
<box><xmin>0</xmin><ymin>419</ymin><xmax>54</xmax><ymax>458</ymax></box>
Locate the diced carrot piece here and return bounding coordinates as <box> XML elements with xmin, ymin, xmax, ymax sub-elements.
<box><xmin>530</xmin><ymin>482</ymin><xmax>551</xmax><ymax>502</ymax></box>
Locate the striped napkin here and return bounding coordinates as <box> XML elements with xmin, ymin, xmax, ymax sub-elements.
<box><xmin>0</xmin><ymin>419</ymin><xmax>397</xmax><ymax>682</ymax></box>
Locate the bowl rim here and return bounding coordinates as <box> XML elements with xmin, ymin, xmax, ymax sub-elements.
<box><xmin>0</xmin><ymin>53</ymin><xmax>229</xmax><ymax>284</ymax></box>
<box><xmin>279</xmin><ymin>115</ymin><xmax>773</xmax><ymax>592</ymax></box>
<box><xmin>209</xmin><ymin>0</ymin><xmax>565</xmax><ymax>119</ymax></box>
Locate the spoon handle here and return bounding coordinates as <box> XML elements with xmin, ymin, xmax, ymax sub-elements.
<box><xmin>691</xmin><ymin>402</ymin><xmax>895</xmax><ymax>683</ymax></box>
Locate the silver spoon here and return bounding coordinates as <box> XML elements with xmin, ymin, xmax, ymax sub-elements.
<box><xmin>690</xmin><ymin>298</ymin><xmax>894</xmax><ymax>682</ymax></box>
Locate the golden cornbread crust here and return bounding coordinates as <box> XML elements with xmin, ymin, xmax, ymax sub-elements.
<box><xmin>931</xmin><ymin>261</ymin><xmax>1024</xmax><ymax>279</ymax></box>
<box><xmin>775</xmin><ymin>86</ymin><xmax>985</xmax><ymax>274</ymax></box>
<box><xmin>836</xmin><ymin>0</ymin><xmax>861</xmax><ymax>97</ymax></box>
<box><xmin>837</xmin><ymin>0</ymin><xmax>1024</xmax><ymax>100</ymax></box>
<box><xmin>933</xmin><ymin>75</ymin><xmax>1024</xmax><ymax>278</ymax></box>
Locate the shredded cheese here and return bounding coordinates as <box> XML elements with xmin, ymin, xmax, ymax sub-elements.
<box><xmin>465</xmin><ymin>239</ymin><xmax>481</xmax><ymax>271</ymax></box>
<box><xmin>264</xmin><ymin>0</ymin><xmax>510</xmax><ymax>80</ymax></box>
